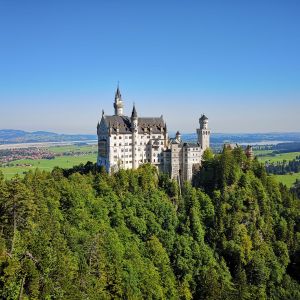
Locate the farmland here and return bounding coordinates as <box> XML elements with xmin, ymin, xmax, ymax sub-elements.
<box><xmin>272</xmin><ymin>173</ymin><xmax>300</xmax><ymax>187</ymax></box>
<box><xmin>256</xmin><ymin>151</ymin><xmax>300</xmax><ymax>163</ymax></box>
<box><xmin>255</xmin><ymin>150</ymin><xmax>300</xmax><ymax>187</ymax></box>
<box><xmin>0</xmin><ymin>144</ymin><xmax>97</xmax><ymax>179</ymax></box>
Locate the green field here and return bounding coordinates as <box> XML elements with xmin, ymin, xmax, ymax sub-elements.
<box><xmin>1</xmin><ymin>155</ymin><xmax>97</xmax><ymax>179</ymax></box>
<box><xmin>47</xmin><ymin>144</ymin><xmax>97</xmax><ymax>153</ymax></box>
<box><xmin>253</xmin><ymin>149</ymin><xmax>274</xmax><ymax>156</ymax></box>
<box><xmin>0</xmin><ymin>144</ymin><xmax>97</xmax><ymax>179</ymax></box>
<box><xmin>272</xmin><ymin>173</ymin><xmax>300</xmax><ymax>188</ymax></box>
<box><xmin>256</xmin><ymin>150</ymin><xmax>300</xmax><ymax>187</ymax></box>
<box><xmin>257</xmin><ymin>151</ymin><xmax>300</xmax><ymax>163</ymax></box>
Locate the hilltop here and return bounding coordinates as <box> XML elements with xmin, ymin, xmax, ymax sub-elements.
<box><xmin>0</xmin><ymin>129</ymin><xmax>96</xmax><ymax>144</ymax></box>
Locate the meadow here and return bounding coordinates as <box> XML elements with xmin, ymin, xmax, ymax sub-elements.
<box><xmin>272</xmin><ymin>173</ymin><xmax>300</xmax><ymax>187</ymax></box>
<box><xmin>253</xmin><ymin>149</ymin><xmax>274</xmax><ymax>156</ymax></box>
<box><xmin>0</xmin><ymin>144</ymin><xmax>97</xmax><ymax>179</ymax></box>
<box><xmin>255</xmin><ymin>150</ymin><xmax>300</xmax><ymax>187</ymax></box>
<box><xmin>48</xmin><ymin>144</ymin><xmax>97</xmax><ymax>153</ymax></box>
<box><xmin>256</xmin><ymin>151</ymin><xmax>300</xmax><ymax>163</ymax></box>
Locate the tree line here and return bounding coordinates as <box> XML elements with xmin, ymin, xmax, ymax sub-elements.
<box><xmin>265</xmin><ymin>156</ymin><xmax>300</xmax><ymax>175</ymax></box>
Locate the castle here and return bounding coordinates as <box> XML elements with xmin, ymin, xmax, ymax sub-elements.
<box><xmin>97</xmin><ymin>87</ymin><xmax>211</xmax><ymax>182</ymax></box>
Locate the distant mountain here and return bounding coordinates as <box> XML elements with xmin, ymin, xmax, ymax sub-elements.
<box><xmin>1</xmin><ymin>129</ymin><xmax>300</xmax><ymax>146</ymax></box>
<box><xmin>0</xmin><ymin>129</ymin><xmax>97</xmax><ymax>144</ymax></box>
<box><xmin>182</xmin><ymin>132</ymin><xmax>300</xmax><ymax>144</ymax></box>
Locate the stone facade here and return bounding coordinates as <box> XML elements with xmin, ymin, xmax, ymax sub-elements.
<box><xmin>97</xmin><ymin>88</ymin><xmax>211</xmax><ymax>182</ymax></box>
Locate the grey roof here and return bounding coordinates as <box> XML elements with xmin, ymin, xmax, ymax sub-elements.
<box><xmin>131</xmin><ymin>105</ymin><xmax>137</xmax><ymax>118</ymax></box>
<box><xmin>200</xmin><ymin>114</ymin><xmax>208</xmax><ymax>121</ymax></box>
<box><xmin>115</xmin><ymin>87</ymin><xmax>121</xmax><ymax>99</ymax></box>
<box><xmin>183</xmin><ymin>142</ymin><xmax>200</xmax><ymax>148</ymax></box>
<box><xmin>104</xmin><ymin>115</ymin><xmax>131</xmax><ymax>133</ymax></box>
<box><xmin>104</xmin><ymin>115</ymin><xmax>166</xmax><ymax>134</ymax></box>
<box><xmin>138</xmin><ymin>117</ymin><xmax>165</xmax><ymax>130</ymax></box>
<box><xmin>170</xmin><ymin>138</ymin><xmax>181</xmax><ymax>145</ymax></box>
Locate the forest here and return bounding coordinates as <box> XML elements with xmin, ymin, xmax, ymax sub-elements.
<box><xmin>0</xmin><ymin>146</ymin><xmax>300</xmax><ymax>299</ymax></box>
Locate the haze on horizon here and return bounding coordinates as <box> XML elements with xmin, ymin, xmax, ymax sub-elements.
<box><xmin>0</xmin><ymin>0</ymin><xmax>299</xmax><ymax>134</ymax></box>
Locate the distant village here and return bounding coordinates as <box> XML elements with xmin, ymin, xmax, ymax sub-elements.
<box><xmin>0</xmin><ymin>147</ymin><xmax>96</xmax><ymax>167</ymax></box>
<box><xmin>0</xmin><ymin>148</ymin><xmax>55</xmax><ymax>165</ymax></box>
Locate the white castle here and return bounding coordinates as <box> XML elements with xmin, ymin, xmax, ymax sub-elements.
<box><xmin>97</xmin><ymin>87</ymin><xmax>211</xmax><ymax>182</ymax></box>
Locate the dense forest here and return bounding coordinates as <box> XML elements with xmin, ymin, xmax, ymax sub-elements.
<box><xmin>273</xmin><ymin>142</ymin><xmax>300</xmax><ymax>153</ymax></box>
<box><xmin>292</xmin><ymin>179</ymin><xmax>300</xmax><ymax>200</ymax></box>
<box><xmin>0</xmin><ymin>147</ymin><xmax>300</xmax><ymax>299</ymax></box>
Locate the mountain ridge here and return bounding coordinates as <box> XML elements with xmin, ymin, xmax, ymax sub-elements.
<box><xmin>1</xmin><ymin>129</ymin><xmax>300</xmax><ymax>145</ymax></box>
<box><xmin>0</xmin><ymin>129</ymin><xmax>96</xmax><ymax>143</ymax></box>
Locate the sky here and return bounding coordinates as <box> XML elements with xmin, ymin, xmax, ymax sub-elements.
<box><xmin>0</xmin><ymin>0</ymin><xmax>299</xmax><ymax>134</ymax></box>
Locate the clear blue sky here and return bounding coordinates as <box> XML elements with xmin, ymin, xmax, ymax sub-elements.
<box><xmin>0</xmin><ymin>0</ymin><xmax>299</xmax><ymax>133</ymax></box>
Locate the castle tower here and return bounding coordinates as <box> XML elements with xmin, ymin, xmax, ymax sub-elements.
<box><xmin>175</xmin><ymin>131</ymin><xmax>181</xmax><ymax>143</ymax></box>
<box><xmin>114</xmin><ymin>86</ymin><xmax>124</xmax><ymax>116</ymax></box>
<box><xmin>197</xmin><ymin>114</ymin><xmax>210</xmax><ymax>151</ymax></box>
<box><xmin>131</xmin><ymin>104</ymin><xmax>138</xmax><ymax>169</ymax></box>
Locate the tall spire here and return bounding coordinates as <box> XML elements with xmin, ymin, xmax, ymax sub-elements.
<box><xmin>115</xmin><ymin>82</ymin><xmax>121</xmax><ymax>99</ymax></box>
<box><xmin>131</xmin><ymin>103</ymin><xmax>137</xmax><ymax>119</ymax></box>
<box><xmin>114</xmin><ymin>84</ymin><xmax>123</xmax><ymax>116</ymax></box>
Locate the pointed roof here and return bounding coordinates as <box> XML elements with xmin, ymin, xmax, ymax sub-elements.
<box><xmin>183</xmin><ymin>142</ymin><xmax>200</xmax><ymax>148</ymax></box>
<box><xmin>131</xmin><ymin>104</ymin><xmax>137</xmax><ymax>118</ymax></box>
<box><xmin>200</xmin><ymin>114</ymin><xmax>208</xmax><ymax>121</ymax></box>
<box><xmin>115</xmin><ymin>86</ymin><xmax>122</xmax><ymax>99</ymax></box>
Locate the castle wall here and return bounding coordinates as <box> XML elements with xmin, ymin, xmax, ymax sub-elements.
<box><xmin>97</xmin><ymin>89</ymin><xmax>210</xmax><ymax>181</ymax></box>
<box><xmin>102</xmin><ymin>132</ymin><xmax>167</xmax><ymax>172</ymax></box>
<box><xmin>182</xmin><ymin>146</ymin><xmax>202</xmax><ymax>181</ymax></box>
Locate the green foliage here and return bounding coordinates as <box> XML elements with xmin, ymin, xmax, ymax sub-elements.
<box><xmin>0</xmin><ymin>153</ymin><xmax>299</xmax><ymax>299</ymax></box>
<box><xmin>202</xmin><ymin>148</ymin><xmax>214</xmax><ymax>161</ymax></box>
<box><xmin>193</xmin><ymin>146</ymin><xmax>300</xmax><ymax>299</ymax></box>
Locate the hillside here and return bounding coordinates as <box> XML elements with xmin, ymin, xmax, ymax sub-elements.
<box><xmin>0</xmin><ymin>148</ymin><xmax>299</xmax><ymax>299</ymax></box>
<box><xmin>1</xmin><ymin>129</ymin><xmax>300</xmax><ymax>146</ymax></box>
<box><xmin>0</xmin><ymin>129</ymin><xmax>96</xmax><ymax>143</ymax></box>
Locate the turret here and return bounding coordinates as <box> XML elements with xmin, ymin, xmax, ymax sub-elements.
<box><xmin>131</xmin><ymin>104</ymin><xmax>138</xmax><ymax>120</ymax></box>
<box><xmin>199</xmin><ymin>114</ymin><xmax>208</xmax><ymax>130</ymax></box>
<box><xmin>131</xmin><ymin>104</ymin><xmax>138</xmax><ymax>169</ymax></box>
<box><xmin>114</xmin><ymin>86</ymin><xmax>124</xmax><ymax>116</ymax></box>
<box><xmin>197</xmin><ymin>114</ymin><xmax>210</xmax><ymax>151</ymax></box>
<box><xmin>175</xmin><ymin>131</ymin><xmax>181</xmax><ymax>143</ymax></box>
